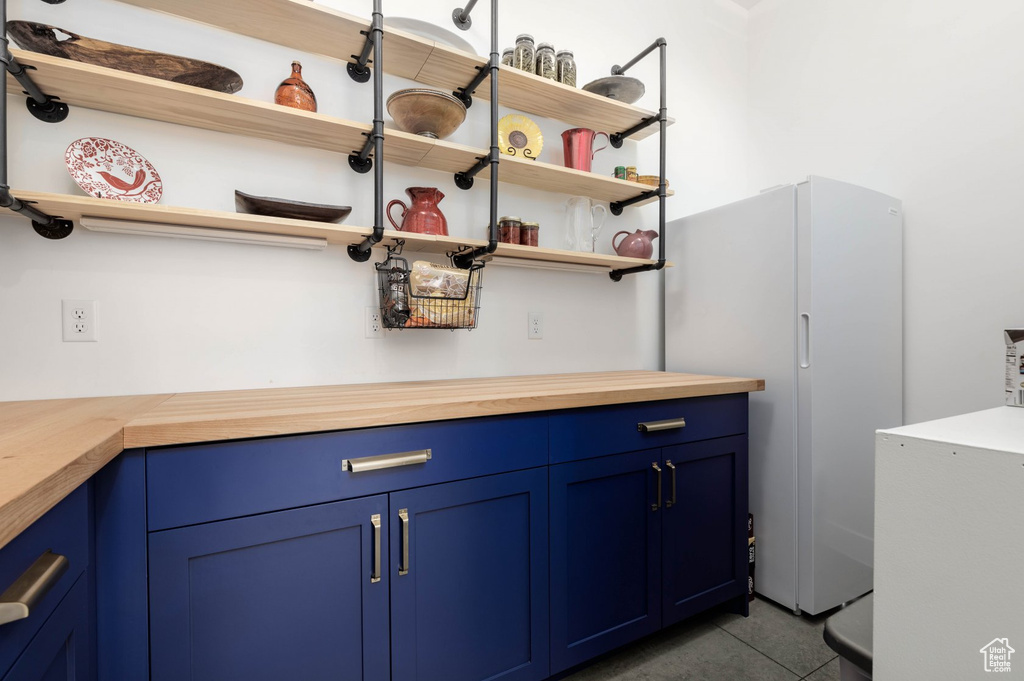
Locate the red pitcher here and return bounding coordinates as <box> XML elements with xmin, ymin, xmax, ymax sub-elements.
<box><xmin>387</xmin><ymin>187</ymin><xmax>448</xmax><ymax>236</ymax></box>
<box><xmin>561</xmin><ymin>128</ymin><xmax>610</xmax><ymax>172</ymax></box>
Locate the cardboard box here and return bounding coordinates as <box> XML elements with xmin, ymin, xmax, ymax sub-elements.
<box><xmin>1005</xmin><ymin>330</ymin><xmax>1024</xmax><ymax>406</ymax></box>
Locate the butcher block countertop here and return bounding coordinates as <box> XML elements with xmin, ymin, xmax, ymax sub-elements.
<box><xmin>0</xmin><ymin>371</ymin><xmax>763</xmax><ymax>549</ymax></box>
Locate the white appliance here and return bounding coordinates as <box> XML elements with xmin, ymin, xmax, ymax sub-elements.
<box><xmin>664</xmin><ymin>176</ymin><xmax>903</xmax><ymax>615</ymax></box>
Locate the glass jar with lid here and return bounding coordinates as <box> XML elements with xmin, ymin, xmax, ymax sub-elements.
<box><xmin>499</xmin><ymin>216</ymin><xmax>522</xmax><ymax>243</ymax></box>
<box><xmin>519</xmin><ymin>221</ymin><xmax>540</xmax><ymax>247</ymax></box>
<box><xmin>512</xmin><ymin>34</ymin><xmax>536</xmax><ymax>72</ymax></box>
<box><xmin>556</xmin><ymin>50</ymin><xmax>576</xmax><ymax>87</ymax></box>
<box><xmin>535</xmin><ymin>43</ymin><xmax>557</xmax><ymax>80</ymax></box>
<box><xmin>501</xmin><ymin>48</ymin><xmax>514</xmax><ymax>67</ymax></box>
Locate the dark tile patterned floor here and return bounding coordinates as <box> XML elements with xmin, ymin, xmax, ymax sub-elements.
<box><xmin>564</xmin><ymin>598</ymin><xmax>840</xmax><ymax>681</ymax></box>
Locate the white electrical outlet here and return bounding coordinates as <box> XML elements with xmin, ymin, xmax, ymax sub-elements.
<box><xmin>365</xmin><ymin>306</ymin><xmax>385</xmax><ymax>339</ymax></box>
<box><xmin>62</xmin><ymin>299</ymin><xmax>97</xmax><ymax>342</ymax></box>
<box><xmin>528</xmin><ymin>311</ymin><xmax>543</xmax><ymax>340</ymax></box>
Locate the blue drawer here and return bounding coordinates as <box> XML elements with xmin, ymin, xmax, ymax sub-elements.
<box><xmin>147</xmin><ymin>413</ymin><xmax>548</xmax><ymax>531</ymax></box>
<box><xmin>0</xmin><ymin>485</ymin><xmax>89</xmax><ymax>679</ymax></box>
<box><xmin>548</xmin><ymin>394</ymin><xmax>748</xmax><ymax>463</ymax></box>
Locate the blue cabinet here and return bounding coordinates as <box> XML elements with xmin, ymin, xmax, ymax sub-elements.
<box><xmin>549</xmin><ymin>450</ymin><xmax>662</xmax><ymax>674</ymax></box>
<box><xmin>390</xmin><ymin>469</ymin><xmax>549</xmax><ymax>681</ymax></box>
<box><xmin>549</xmin><ymin>398</ymin><xmax>749</xmax><ymax>672</ymax></box>
<box><xmin>93</xmin><ymin>393</ymin><xmax>749</xmax><ymax>681</ymax></box>
<box><xmin>662</xmin><ymin>436</ymin><xmax>748</xmax><ymax>626</ymax></box>
<box><xmin>148</xmin><ymin>495</ymin><xmax>390</xmax><ymax>681</ymax></box>
<box><xmin>0</xmin><ymin>485</ymin><xmax>92</xmax><ymax>681</ymax></box>
<box><xmin>2</xmin><ymin>577</ymin><xmax>91</xmax><ymax>681</ymax></box>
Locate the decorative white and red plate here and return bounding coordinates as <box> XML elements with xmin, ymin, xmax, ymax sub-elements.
<box><xmin>64</xmin><ymin>137</ymin><xmax>163</xmax><ymax>203</ymax></box>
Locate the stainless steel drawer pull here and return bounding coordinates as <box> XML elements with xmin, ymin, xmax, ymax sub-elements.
<box><xmin>370</xmin><ymin>514</ymin><xmax>382</xmax><ymax>584</ymax></box>
<box><xmin>0</xmin><ymin>550</ymin><xmax>69</xmax><ymax>627</ymax></box>
<box><xmin>651</xmin><ymin>463</ymin><xmax>662</xmax><ymax>512</ymax></box>
<box><xmin>398</xmin><ymin>509</ymin><xmax>410</xmax><ymax>576</ymax></box>
<box><xmin>342</xmin><ymin>449</ymin><xmax>432</xmax><ymax>473</ymax></box>
<box><xmin>665</xmin><ymin>460</ymin><xmax>677</xmax><ymax>508</ymax></box>
<box><xmin>638</xmin><ymin>418</ymin><xmax>686</xmax><ymax>433</ymax></box>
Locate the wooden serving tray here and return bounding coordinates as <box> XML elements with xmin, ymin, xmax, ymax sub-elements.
<box><xmin>6</xmin><ymin>20</ymin><xmax>243</xmax><ymax>94</ymax></box>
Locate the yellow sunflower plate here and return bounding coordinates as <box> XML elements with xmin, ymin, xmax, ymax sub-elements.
<box><xmin>498</xmin><ymin>114</ymin><xmax>543</xmax><ymax>160</ymax></box>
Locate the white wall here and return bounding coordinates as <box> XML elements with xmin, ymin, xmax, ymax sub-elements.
<box><xmin>0</xmin><ymin>0</ymin><xmax>749</xmax><ymax>400</ymax></box>
<box><xmin>746</xmin><ymin>0</ymin><xmax>1024</xmax><ymax>424</ymax></box>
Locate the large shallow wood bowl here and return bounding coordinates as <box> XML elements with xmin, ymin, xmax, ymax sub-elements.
<box><xmin>387</xmin><ymin>88</ymin><xmax>467</xmax><ymax>140</ymax></box>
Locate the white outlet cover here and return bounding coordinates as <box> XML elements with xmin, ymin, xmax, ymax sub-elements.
<box><xmin>528</xmin><ymin>311</ymin><xmax>543</xmax><ymax>340</ymax></box>
<box><xmin>62</xmin><ymin>299</ymin><xmax>97</xmax><ymax>342</ymax></box>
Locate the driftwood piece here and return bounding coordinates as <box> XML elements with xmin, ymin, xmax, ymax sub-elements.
<box><xmin>6</xmin><ymin>21</ymin><xmax>244</xmax><ymax>94</ymax></box>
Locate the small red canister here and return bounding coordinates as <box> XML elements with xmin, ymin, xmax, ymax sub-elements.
<box><xmin>498</xmin><ymin>216</ymin><xmax>521</xmax><ymax>244</ymax></box>
<box><xmin>519</xmin><ymin>221</ymin><xmax>539</xmax><ymax>247</ymax></box>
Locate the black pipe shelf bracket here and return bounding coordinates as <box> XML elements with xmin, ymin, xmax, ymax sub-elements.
<box><xmin>452</xmin><ymin>64</ymin><xmax>488</xmax><ymax>109</ymax></box>
<box><xmin>451</xmin><ymin>0</ymin><xmax>477</xmax><ymax>30</ymax></box>
<box><xmin>0</xmin><ymin>0</ymin><xmax>75</xmax><ymax>239</ymax></box>
<box><xmin>453</xmin><ymin>154</ymin><xmax>488</xmax><ymax>190</ymax></box>
<box><xmin>450</xmin><ymin>0</ymin><xmax>487</xmax><ymax>107</ymax></box>
<box><xmin>347</xmin><ymin>28</ymin><xmax>375</xmax><ymax>83</ymax></box>
<box><xmin>450</xmin><ymin>0</ymin><xmax>499</xmax><ymax>270</ymax></box>
<box><xmin>609</xmin><ymin>37</ymin><xmax>669</xmax><ymax>282</ymax></box>
<box><xmin>347</xmin><ymin>0</ymin><xmax>387</xmax><ymax>262</ymax></box>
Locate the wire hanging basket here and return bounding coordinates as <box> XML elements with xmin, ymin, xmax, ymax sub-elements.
<box><xmin>376</xmin><ymin>247</ymin><xmax>484</xmax><ymax>330</ymax></box>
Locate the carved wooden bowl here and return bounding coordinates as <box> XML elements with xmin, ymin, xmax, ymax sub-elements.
<box><xmin>386</xmin><ymin>88</ymin><xmax>467</xmax><ymax>140</ymax></box>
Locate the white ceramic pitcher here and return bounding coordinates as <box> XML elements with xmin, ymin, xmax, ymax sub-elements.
<box><xmin>565</xmin><ymin>196</ymin><xmax>607</xmax><ymax>252</ymax></box>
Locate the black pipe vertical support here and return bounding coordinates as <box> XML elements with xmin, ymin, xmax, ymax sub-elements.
<box><xmin>452</xmin><ymin>0</ymin><xmax>499</xmax><ymax>270</ymax></box>
<box><xmin>348</xmin><ymin>0</ymin><xmax>386</xmax><ymax>262</ymax></box>
<box><xmin>609</xmin><ymin>39</ymin><xmax>667</xmax><ymax>282</ymax></box>
<box><xmin>0</xmin><ymin>0</ymin><xmax>74</xmax><ymax>237</ymax></box>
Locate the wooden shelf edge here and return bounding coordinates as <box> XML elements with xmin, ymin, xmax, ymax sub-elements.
<box><xmin>112</xmin><ymin>0</ymin><xmax>670</xmax><ymax>140</ymax></box>
<box><xmin>9</xmin><ymin>191</ymin><xmax>667</xmax><ymax>269</ymax></box>
<box><xmin>11</xmin><ymin>52</ymin><xmax>670</xmax><ymax>208</ymax></box>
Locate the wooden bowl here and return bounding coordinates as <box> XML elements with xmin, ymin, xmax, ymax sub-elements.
<box><xmin>387</xmin><ymin>88</ymin><xmax>467</xmax><ymax>140</ymax></box>
<box><xmin>234</xmin><ymin>191</ymin><xmax>352</xmax><ymax>223</ymax></box>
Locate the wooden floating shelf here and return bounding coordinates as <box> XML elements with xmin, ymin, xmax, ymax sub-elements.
<box><xmin>115</xmin><ymin>0</ymin><xmax>671</xmax><ymax>140</ymax></box>
<box><xmin>14</xmin><ymin>192</ymin><xmax>663</xmax><ymax>271</ymax></box>
<box><xmin>10</xmin><ymin>52</ymin><xmax>668</xmax><ymax>207</ymax></box>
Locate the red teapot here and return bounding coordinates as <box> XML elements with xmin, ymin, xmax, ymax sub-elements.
<box><xmin>612</xmin><ymin>229</ymin><xmax>659</xmax><ymax>259</ymax></box>
<box><xmin>387</xmin><ymin>187</ymin><xmax>448</xmax><ymax>236</ymax></box>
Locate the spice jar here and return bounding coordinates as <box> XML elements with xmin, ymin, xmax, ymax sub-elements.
<box><xmin>535</xmin><ymin>43</ymin><xmax>556</xmax><ymax>80</ymax></box>
<box><xmin>501</xmin><ymin>48</ymin><xmax>514</xmax><ymax>67</ymax></box>
<box><xmin>512</xmin><ymin>34</ymin><xmax>536</xmax><ymax>72</ymax></box>
<box><xmin>499</xmin><ymin>216</ymin><xmax>522</xmax><ymax>244</ymax></box>
<box><xmin>556</xmin><ymin>50</ymin><xmax>577</xmax><ymax>87</ymax></box>
<box><xmin>519</xmin><ymin>221</ymin><xmax>540</xmax><ymax>247</ymax></box>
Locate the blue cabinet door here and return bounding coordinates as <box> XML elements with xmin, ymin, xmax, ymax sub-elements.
<box><xmin>661</xmin><ymin>435</ymin><xmax>749</xmax><ymax>626</ymax></box>
<box><xmin>148</xmin><ymin>495</ymin><xmax>390</xmax><ymax>681</ymax></box>
<box><xmin>390</xmin><ymin>468</ymin><xmax>548</xmax><ymax>681</ymax></box>
<box><xmin>549</xmin><ymin>450</ymin><xmax>662</xmax><ymax>674</ymax></box>
<box><xmin>3</xmin><ymin>576</ymin><xmax>91</xmax><ymax>681</ymax></box>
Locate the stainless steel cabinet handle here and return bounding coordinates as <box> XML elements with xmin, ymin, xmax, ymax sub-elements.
<box><xmin>398</xmin><ymin>508</ymin><xmax>410</xmax><ymax>576</ymax></box>
<box><xmin>0</xmin><ymin>551</ymin><xmax>69</xmax><ymax>627</ymax></box>
<box><xmin>651</xmin><ymin>463</ymin><xmax>662</xmax><ymax>512</ymax></box>
<box><xmin>665</xmin><ymin>460</ymin><xmax>677</xmax><ymax>508</ymax></box>
<box><xmin>638</xmin><ymin>418</ymin><xmax>687</xmax><ymax>433</ymax></box>
<box><xmin>370</xmin><ymin>514</ymin><xmax>382</xmax><ymax>584</ymax></box>
<box><xmin>342</xmin><ymin>449</ymin><xmax>432</xmax><ymax>473</ymax></box>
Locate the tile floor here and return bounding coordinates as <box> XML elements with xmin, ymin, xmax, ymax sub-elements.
<box><xmin>563</xmin><ymin>598</ymin><xmax>840</xmax><ymax>681</ymax></box>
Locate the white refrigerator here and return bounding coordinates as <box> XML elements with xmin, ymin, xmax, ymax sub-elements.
<box><xmin>664</xmin><ymin>176</ymin><xmax>903</xmax><ymax>615</ymax></box>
